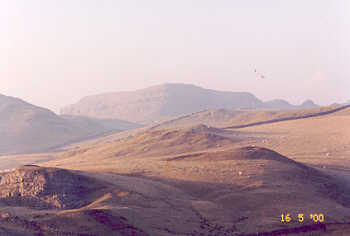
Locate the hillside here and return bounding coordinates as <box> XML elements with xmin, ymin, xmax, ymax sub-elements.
<box><xmin>147</xmin><ymin>109</ymin><xmax>246</xmax><ymax>130</ymax></box>
<box><xmin>0</xmin><ymin>94</ymin><xmax>141</xmax><ymax>155</ymax></box>
<box><xmin>229</xmin><ymin>105</ymin><xmax>350</xmax><ymax>168</ymax></box>
<box><xmin>53</xmin><ymin>105</ymin><xmax>349</xmax><ymax>157</ymax></box>
<box><xmin>40</xmin><ymin>144</ymin><xmax>350</xmax><ymax>235</ymax></box>
<box><xmin>3</xmin><ymin>108</ymin><xmax>349</xmax><ymax>235</ymax></box>
<box><xmin>2</xmin><ymin>95</ymin><xmax>350</xmax><ymax>235</ymax></box>
<box><xmin>142</xmin><ymin>105</ymin><xmax>346</xmax><ymax>131</ymax></box>
<box><xmin>60</xmin><ymin>115</ymin><xmax>141</xmax><ymax>132</ymax></box>
<box><xmin>57</xmin><ymin>124</ymin><xmax>240</xmax><ymax>162</ymax></box>
<box><xmin>223</xmin><ymin>104</ymin><xmax>350</xmax><ymax>128</ymax></box>
<box><xmin>60</xmin><ymin>83</ymin><xmax>322</xmax><ymax>125</ymax></box>
<box><xmin>264</xmin><ymin>99</ymin><xmax>319</xmax><ymax>110</ymax></box>
<box><xmin>0</xmin><ymin>165</ymin><xmax>149</xmax><ymax>235</ymax></box>
<box><xmin>60</xmin><ymin>83</ymin><xmax>265</xmax><ymax>124</ymax></box>
<box><xmin>0</xmin><ymin>165</ymin><xmax>107</xmax><ymax>209</ymax></box>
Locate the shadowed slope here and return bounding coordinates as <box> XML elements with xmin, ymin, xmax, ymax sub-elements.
<box><xmin>35</xmin><ymin>110</ymin><xmax>350</xmax><ymax>235</ymax></box>
<box><xmin>40</xmin><ymin>140</ymin><xmax>350</xmax><ymax>235</ymax></box>
<box><xmin>156</xmin><ymin>147</ymin><xmax>350</xmax><ymax>234</ymax></box>
<box><xmin>0</xmin><ymin>209</ymin><xmax>149</xmax><ymax>236</ymax></box>
<box><xmin>0</xmin><ymin>94</ymin><xmax>141</xmax><ymax>155</ymax></box>
<box><xmin>0</xmin><ymin>165</ymin><xmax>107</xmax><ymax>209</ymax></box>
<box><xmin>59</xmin><ymin>124</ymin><xmax>239</xmax><ymax>161</ymax></box>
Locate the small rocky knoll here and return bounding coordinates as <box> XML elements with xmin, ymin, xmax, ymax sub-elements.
<box><xmin>0</xmin><ymin>165</ymin><xmax>106</xmax><ymax>209</ymax></box>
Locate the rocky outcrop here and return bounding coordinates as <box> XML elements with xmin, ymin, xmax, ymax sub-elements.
<box><xmin>0</xmin><ymin>165</ymin><xmax>106</xmax><ymax>209</ymax></box>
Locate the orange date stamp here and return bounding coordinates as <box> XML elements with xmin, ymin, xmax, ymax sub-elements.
<box><xmin>281</xmin><ymin>213</ymin><xmax>325</xmax><ymax>223</ymax></box>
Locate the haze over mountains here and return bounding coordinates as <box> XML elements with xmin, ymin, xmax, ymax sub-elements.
<box><xmin>1</xmin><ymin>90</ymin><xmax>350</xmax><ymax>235</ymax></box>
<box><xmin>0</xmin><ymin>83</ymin><xmax>323</xmax><ymax>155</ymax></box>
<box><xmin>0</xmin><ymin>94</ymin><xmax>140</xmax><ymax>155</ymax></box>
<box><xmin>41</xmin><ymin>112</ymin><xmax>350</xmax><ymax>235</ymax></box>
<box><xmin>61</xmin><ymin>83</ymin><xmax>319</xmax><ymax>124</ymax></box>
<box><xmin>264</xmin><ymin>99</ymin><xmax>319</xmax><ymax>110</ymax></box>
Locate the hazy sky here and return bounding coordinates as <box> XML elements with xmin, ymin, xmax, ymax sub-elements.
<box><xmin>1</xmin><ymin>0</ymin><xmax>349</xmax><ymax>113</ymax></box>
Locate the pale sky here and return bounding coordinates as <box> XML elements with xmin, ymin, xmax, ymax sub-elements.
<box><xmin>1</xmin><ymin>0</ymin><xmax>349</xmax><ymax>113</ymax></box>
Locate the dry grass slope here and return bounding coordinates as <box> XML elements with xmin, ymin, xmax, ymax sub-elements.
<box><xmin>2</xmin><ymin>104</ymin><xmax>350</xmax><ymax>235</ymax></box>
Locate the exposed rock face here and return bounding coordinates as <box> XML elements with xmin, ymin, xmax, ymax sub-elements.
<box><xmin>0</xmin><ymin>165</ymin><xmax>105</xmax><ymax>209</ymax></box>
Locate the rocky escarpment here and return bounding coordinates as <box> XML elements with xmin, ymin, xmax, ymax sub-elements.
<box><xmin>0</xmin><ymin>165</ymin><xmax>106</xmax><ymax>209</ymax></box>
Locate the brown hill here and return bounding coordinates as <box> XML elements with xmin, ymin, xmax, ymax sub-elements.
<box><xmin>264</xmin><ymin>99</ymin><xmax>296</xmax><ymax>109</ymax></box>
<box><xmin>147</xmin><ymin>108</ymin><xmax>245</xmax><ymax>130</ymax></box>
<box><xmin>60</xmin><ymin>83</ymin><xmax>264</xmax><ymax>124</ymax></box>
<box><xmin>41</xmin><ymin>145</ymin><xmax>350</xmax><ymax>235</ymax></box>
<box><xmin>60</xmin><ymin>83</ymin><xmax>322</xmax><ymax>125</ymax></box>
<box><xmin>224</xmin><ymin>104</ymin><xmax>350</xmax><ymax>129</ymax></box>
<box><xmin>264</xmin><ymin>99</ymin><xmax>319</xmax><ymax>110</ymax></box>
<box><xmin>57</xmin><ymin>105</ymin><xmax>343</xmax><ymax>156</ymax></box>
<box><xmin>166</xmin><ymin>146</ymin><xmax>302</xmax><ymax>163</ymax></box>
<box><xmin>0</xmin><ymin>165</ymin><xmax>106</xmax><ymax>209</ymax></box>
<box><xmin>229</xmin><ymin>105</ymin><xmax>350</xmax><ymax>168</ymax></box>
<box><xmin>58</xmin><ymin>124</ymin><xmax>239</xmax><ymax>162</ymax></box>
<box><xmin>3</xmin><ymin>105</ymin><xmax>350</xmax><ymax>235</ymax></box>
<box><xmin>61</xmin><ymin>115</ymin><xmax>142</xmax><ymax>132</ymax></box>
<box><xmin>0</xmin><ymin>166</ymin><xmax>151</xmax><ymax>235</ymax></box>
<box><xmin>141</xmin><ymin>105</ymin><xmax>347</xmax><ymax>132</ymax></box>
<box><xmin>163</xmin><ymin>147</ymin><xmax>350</xmax><ymax>232</ymax></box>
<box><xmin>0</xmin><ymin>94</ymin><xmax>141</xmax><ymax>155</ymax></box>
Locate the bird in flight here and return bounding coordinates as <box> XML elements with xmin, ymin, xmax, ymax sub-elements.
<box><xmin>254</xmin><ymin>68</ymin><xmax>266</xmax><ymax>79</ymax></box>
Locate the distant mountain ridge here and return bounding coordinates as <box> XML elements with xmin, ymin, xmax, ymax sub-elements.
<box><xmin>264</xmin><ymin>98</ymin><xmax>319</xmax><ymax>109</ymax></box>
<box><xmin>0</xmin><ymin>94</ymin><xmax>141</xmax><ymax>155</ymax></box>
<box><xmin>60</xmin><ymin>83</ymin><xmax>263</xmax><ymax>124</ymax></box>
<box><xmin>61</xmin><ymin>83</ymin><xmax>319</xmax><ymax>124</ymax></box>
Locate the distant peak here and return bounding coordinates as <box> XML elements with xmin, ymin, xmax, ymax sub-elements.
<box><xmin>143</xmin><ymin>83</ymin><xmax>202</xmax><ymax>92</ymax></box>
<box><xmin>162</xmin><ymin>82</ymin><xmax>197</xmax><ymax>86</ymax></box>
<box><xmin>300</xmin><ymin>99</ymin><xmax>318</xmax><ymax>108</ymax></box>
<box><xmin>301</xmin><ymin>99</ymin><xmax>315</xmax><ymax>105</ymax></box>
<box><xmin>159</xmin><ymin>83</ymin><xmax>201</xmax><ymax>89</ymax></box>
<box><xmin>266</xmin><ymin>99</ymin><xmax>291</xmax><ymax>104</ymax></box>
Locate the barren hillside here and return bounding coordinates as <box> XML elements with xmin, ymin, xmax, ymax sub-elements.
<box><xmin>0</xmin><ymin>94</ymin><xmax>140</xmax><ymax>155</ymax></box>
<box><xmin>141</xmin><ymin>105</ymin><xmax>347</xmax><ymax>131</ymax></box>
<box><xmin>231</xmin><ymin>106</ymin><xmax>350</xmax><ymax>167</ymax></box>
<box><xmin>55</xmin><ymin>124</ymin><xmax>240</xmax><ymax>162</ymax></box>
<box><xmin>40</xmin><ymin>144</ymin><xmax>350</xmax><ymax>235</ymax></box>
<box><xmin>61</xmin><ymin>83</ymin><xmax>265</xmax><ymax>124</ymax></box>
<box><xmin>264</xmin><ymin>99</ymin><xmax>319</xmax><ymax>110</ymax></box>
<box><xmin>2</xmin><ymin>98</ymin><xmax>350</xmax><ymax>235</ymax></box>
